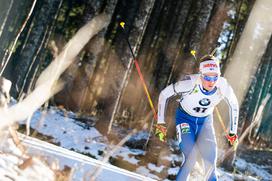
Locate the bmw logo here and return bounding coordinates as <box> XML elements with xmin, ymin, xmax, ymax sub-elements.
<box><xmin>199</xmin><ymin>98</ymin><xmax>211</xmax><ymax>106</ymax></box>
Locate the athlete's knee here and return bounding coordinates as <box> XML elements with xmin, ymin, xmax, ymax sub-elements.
<box><xmin>209</xmin><ymin>147</ymin><xmax>217</xmax><ymax>164</ymax></box>
<box><xmin>202</xmin><ymin>140</ymin><xmax>217</xmax><ymax>164</ymax></box>
<box><xmin>179</xmin><ymin>142</ymin><xmax>194</xmax><ymax>157</ymax></box>
<box><xmin>208</xmin><ymin>150</ymin><xmax>217</xmax><ymax>163</ymax></box>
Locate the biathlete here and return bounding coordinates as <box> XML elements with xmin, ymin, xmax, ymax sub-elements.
<box><xmin>155</xmin><ymin>55</ymin><xmax>239</xmax><ymax>181</ymax></box>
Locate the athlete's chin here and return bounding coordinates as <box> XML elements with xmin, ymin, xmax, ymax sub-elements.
<box><xmin>206</xmin><ymin>86</ymin><xmax>215</xmax><ymax>91</ymax></box>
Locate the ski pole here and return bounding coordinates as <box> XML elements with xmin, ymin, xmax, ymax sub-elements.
<box><xmin>215</xmin><ymin>107</ymin><xmax>228</xmax><ymax>134</ymax></box>
<box><xmin>119</xmin><ymin>22</ymin><xmax>157</xmax><ymax>120</ymax></box>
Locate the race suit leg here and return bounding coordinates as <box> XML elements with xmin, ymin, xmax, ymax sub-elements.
<box><xmin>197</xmin><ymin>115</ymin><xmax>218</xmax><ymax>181</ymax></box>
<box><xmin>175</xmin><ymin>109</ymin><xmax>198</xmax><ymax>181</ymax></box>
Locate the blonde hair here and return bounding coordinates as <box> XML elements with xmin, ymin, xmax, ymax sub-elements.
<box><xmin>199</xmin><ymin>54</ymin><xmax>217</xmax><ymax>63</ymax></box>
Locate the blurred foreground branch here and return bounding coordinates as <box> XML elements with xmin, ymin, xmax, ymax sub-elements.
<box><xmin>0</xmin><ymin>13</ymin><xmax>110</xmax><ymax>129</ymax></box>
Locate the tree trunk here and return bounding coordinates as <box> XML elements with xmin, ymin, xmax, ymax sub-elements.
<box><xmin>11</xmin><ymin>0</ymin><xmax>63</xmax><ymax>97</ymax></box>
<box><xmin>0</xmin><ymin>0</ymin><xmax>33</xmax><ymax>71</ymax></box>
<box><xmin>217</xmin><ymin>0</ymin><xmax>272</xmax><ymax>166</ymax></box>
<box><xmin>240</xmin><ymin>36</ymin><xmax>272</xmax><ymax>145</ymax></box>
<box><xmin>223</xmin><ymin>0</ymin><xmax>272</xmax><ymax>106</ymax></box>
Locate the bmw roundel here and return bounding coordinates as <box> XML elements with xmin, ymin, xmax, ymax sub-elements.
<box><xmin>199</xmin><ymin>98</ymin><xmax>211</xmax><ymax>106</ymax></box>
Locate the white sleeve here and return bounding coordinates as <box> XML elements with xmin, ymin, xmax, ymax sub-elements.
<box><xmin>220</xmin><ymin>78</ymin><xmax>239</xmax><ymax>134</ymax></box>
<box><xmin>157</xmin><ymin>78</ymin><xmax>194</xmax><ymax>124</ymax></box>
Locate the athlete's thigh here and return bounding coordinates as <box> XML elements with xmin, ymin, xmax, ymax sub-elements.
<box><xmin>176</xmin><ymin>122</ymin><xmax>196</xmax><ymax>153</ymax></box>
<box><xmin>197</xmin><ymin>117</ymin><xmax>217</xmax><ymax>161</ymax></box>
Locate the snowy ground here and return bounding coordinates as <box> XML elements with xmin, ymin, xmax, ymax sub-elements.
<box><xmin>17</xmin><ymin>106</ymin><xmax>272</xmax><ymax>180</ymax></box>
<box><xmin>18</xmin><ymin>133</ymin><xmax>155</xmax><ymax>181</ymax></box>
<box><xmin>0</xmin><ymin>132</ymin><xmax>55</xmax><ymax>181</ymax></box>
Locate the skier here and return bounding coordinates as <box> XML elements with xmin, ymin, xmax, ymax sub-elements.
<box><xmin>155</xmin><ymin>55</ymin><xmax>239</xmax><ymax>181</ymax></box>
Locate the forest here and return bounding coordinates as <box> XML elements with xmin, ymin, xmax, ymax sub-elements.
<box><xmin>0</xmin><ymin>0</ymin><xmax>271</xmax><ymax>180</ymax></box>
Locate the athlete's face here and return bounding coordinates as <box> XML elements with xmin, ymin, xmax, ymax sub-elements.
<box><xmin>200</xmin><ymin>73</ymin><xmax>219</xmax><ymax>91</ymax></box>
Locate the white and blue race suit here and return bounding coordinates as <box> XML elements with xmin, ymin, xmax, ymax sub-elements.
<box><xmin>157</xmin><ymin>74</ymin><xmax>239</xmax><ymax>181</ymax></box>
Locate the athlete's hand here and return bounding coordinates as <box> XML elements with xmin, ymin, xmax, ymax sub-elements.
<box><xmin>155</xmin><ymin>124</ymin><xmax>167</xmax><ymax>142</ymax></box>
<box><xmin>226</xmin><ymin>133</ymin><xmax>238</xmax><ymax>148</ymax></box>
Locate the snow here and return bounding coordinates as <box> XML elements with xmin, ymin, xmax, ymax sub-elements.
<box><xmin>112</xmin><ymin>147</ymin><xmax>141</xmax><ymax>165</ymax></box>
<box><xmin>161</xmin><ymin>154</ymin><xmax>183</xmax><ymax>163</ymax></box>
<box><xmin>0</xmin><ymin>155</ymin><xmax>54</xmax><ymax>181</ymax></box>
<box><xmin>147</xmin><ymin>163</ymin><xmax>164</xmax><ymax>172</ymax></box>
<box><xmin>128</xmin><ymin>130</ymin><xmax>149</xmax><ymax>141</ymax></box>
<box><xmin>135</xmin><ymin>166</ymin><xmax>160</xmax><ymax>180</ymax></box>
<box><xmin>235</xmin><ymin>158</ymin><xmax>248</xmax><ymax>170</ymax></box>
<box><xmin>235</xmin><ymin>158</ymin><xmax>272</xmax><ymax>180</ymax></box>
<box><xmin>26</xmin><ymin>107</ymin><xmax>108</xmax><ymax>160</ymax></box>
<box><xmin>14</xmin><ymin>106</ymin><xmax>272</xmax><ymax>180</ymax></box>
<box><xmin>168</xmin><ymin>166</ymin><xmax>179</xmax><ymax>175</ymax></box>
<box><xmin>19</xmin><ymin>134</ymin><xmax>155</xmax><ymax>181</ymax></box>
<box><xmin>217</xmin><ymin>169</ymin><xmax>259</xmax><ymax>181</ymax></box>
<box><xmin>0</xmin><ymin>135</ymin><xmax>55</xmax><ymax>181</ymax></box>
